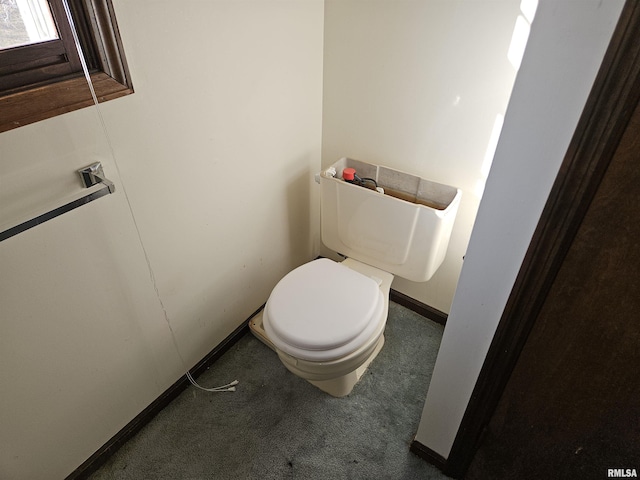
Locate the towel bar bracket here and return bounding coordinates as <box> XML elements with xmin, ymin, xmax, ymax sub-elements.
<box><xmin>78</xmin><ymin>162</ymin><xmax>115</xmax><ymax>193</ymax></box>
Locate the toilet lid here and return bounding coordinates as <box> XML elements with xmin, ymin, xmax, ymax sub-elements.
<box><xmin>264</xmin><ymin>259</ymin><xmax>381</xmax><ymax>353</ymax></box>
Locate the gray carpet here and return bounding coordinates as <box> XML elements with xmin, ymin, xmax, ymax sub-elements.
<box><xmin>89</xmin><ymin>302</ymin><xmax>450</xmax><ymax>479</ymax></box>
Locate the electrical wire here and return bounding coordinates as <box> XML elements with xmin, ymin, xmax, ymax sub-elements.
<box><xmin>186</xmin><ymin>373</ymin><xmax>238</xmax><ymax>392</ymax></box>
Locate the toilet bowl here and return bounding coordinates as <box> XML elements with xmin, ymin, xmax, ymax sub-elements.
<box><xmin>250</xmin><ymin>257</ymin><xmax>393</xmax><ymax>397</ymax></box>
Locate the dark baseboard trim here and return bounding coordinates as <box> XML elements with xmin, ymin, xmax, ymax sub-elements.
<box><xmin>410</xmin><ymin>439</ymin><xmax>448</xmax><ymax>471</ymax></box>
<box><xmin>66</xmin><ymin>306</ymin><xmax>262</xmax><ymax>480</ymax></box>
<box><xmin>390</xmin><ymin>289</ymin><xmax>448</xmax><ymax>326</ymax></box>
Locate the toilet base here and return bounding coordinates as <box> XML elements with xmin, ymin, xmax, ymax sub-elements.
<box><xmin>249</xmin><ymin>309</ymin><xmax>384</xmax><ymax>397</ymax></box>
<box><xmin>249</xmin><ymin>309</ymin><xmax>276</xmax><ymax>352</ymax></box>
<box><xmin>308</xmin><ymin>334</ymin><xmax>384</xmax><ymax>397</ymax></box>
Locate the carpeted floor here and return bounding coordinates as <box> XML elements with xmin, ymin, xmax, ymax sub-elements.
<box><xmin>89</xmin><ymin>302</ymin><xmax>451</xmax><ymax>479</ymax></box>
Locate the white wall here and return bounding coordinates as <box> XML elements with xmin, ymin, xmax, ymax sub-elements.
<box><xmin>415</xmin><ymin>0</ymin><xmax>625</xmax><ymax>459</ymax></box>
<box><xmin>321</xmin><ymin>0</ymin><xmax>522</xmax><ymax>313</ymax></box>
<box><xmin>0</xmin><ymin>1</ymin><xmax>324</xmax><ymax>479</ymax></box>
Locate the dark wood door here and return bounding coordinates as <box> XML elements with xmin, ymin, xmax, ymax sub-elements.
<box><xmin>465</xmin><ymin>87</ymin><xmax>640</xmax><ymax>480</ymax></box>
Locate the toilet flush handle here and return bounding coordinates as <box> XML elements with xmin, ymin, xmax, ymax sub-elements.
<box><xmin>315</xmin><ymin>167</ymin><xmax>337</xmax><ymax>184</ymax></box>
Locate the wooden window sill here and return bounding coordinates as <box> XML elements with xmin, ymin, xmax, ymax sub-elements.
<box><xmin>0</xmin><ymin>72</ymin><xmax>133</xmax><ymax>133</ymax></box>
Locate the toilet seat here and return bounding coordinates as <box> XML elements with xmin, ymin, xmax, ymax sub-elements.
<box><xmin>263</xmin><ymin>259</ymin><xmax>385</xmax><ymax>362</ymax></box>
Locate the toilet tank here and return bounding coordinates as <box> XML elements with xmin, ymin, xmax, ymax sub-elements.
<box><xmin>320</xmin><ymin>158</ymin><xmax>461</xmax><ymax>282</ymax></box>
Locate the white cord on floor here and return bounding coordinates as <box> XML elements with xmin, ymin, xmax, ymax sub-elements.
<box><xmin>62</xmin><ymin>0</ymin><xmax>238</xmax><ymax>394</ymax></box>
<box><xmin>186</xmin><ymin>373</ymin><xmax>238</xmax><ymax>392</ymax></box>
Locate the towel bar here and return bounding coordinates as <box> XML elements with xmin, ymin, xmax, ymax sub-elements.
<box><xmin>0</xmin><ymin>162</ymin><xmax>115</xmax><ymax>242</ymax></box>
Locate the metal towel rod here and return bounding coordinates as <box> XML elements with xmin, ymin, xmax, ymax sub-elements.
<box><xmin>0</xmin><ymin>162</ymin><xmax>115</xmax><ymax>242</ymax></box>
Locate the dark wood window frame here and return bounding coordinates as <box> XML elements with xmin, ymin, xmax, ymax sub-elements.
<box><xmin>0</xmin><ymin>0</ymin><xmax>133</xmax><ymax>133</ymax></box>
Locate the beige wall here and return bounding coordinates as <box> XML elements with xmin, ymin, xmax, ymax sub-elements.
<box><xmin>321</xmin><ymin>0</ymin><xmax>521</xmax><ymax>312</ymax></box>
<box><xmin>0</xmin><ymin>1</ymin><xmax>324</xmax><ymax>478</ymax></box>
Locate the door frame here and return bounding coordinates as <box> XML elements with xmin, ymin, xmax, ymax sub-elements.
<box><xmin>442</xmin><ymin>1</ymin><xmax>640</xmax><ymax>477</ymax></box>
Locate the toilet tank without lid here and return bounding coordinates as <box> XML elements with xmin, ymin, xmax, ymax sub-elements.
<box><xmin>320</xmin><ymin>157</ymin><xmax>461</xmax><ymax>282</ymax></box>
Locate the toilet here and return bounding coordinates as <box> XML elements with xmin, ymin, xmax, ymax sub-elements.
<box><xmin>250</xmin><ymin>157</ymin><xmax>461</xmax><ymax>397</ymax></box>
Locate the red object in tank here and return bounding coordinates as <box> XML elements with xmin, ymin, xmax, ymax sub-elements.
<box><xmin>342</xmin><ymin>168</ymin><xmax>356</xmax><ymax>181</ymax></box>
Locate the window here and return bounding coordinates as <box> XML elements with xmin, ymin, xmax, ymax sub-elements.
<box><xmin>0</xmin><ymin>0</ymin><xmax>59</xmax><ymax>49</ymax></box>
<box><xmin>0</xmin><ymin>0</ymin><xmax>133</xmax><ymax>133</ymax></box>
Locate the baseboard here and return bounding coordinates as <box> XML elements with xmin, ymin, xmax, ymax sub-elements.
<box><xmin>66</xmin><ymin>307</ymin><xmax>261</xmax><ymax>480</ymax></box>
<box><xmin>410</xmin><ymin>439</ymin><xmax>448</xmax><ymax>472</ymax></box>
<box><xmin>390</xmin><ymin>289</ymin><xmax>448</xmax><ymax>326</ymax></box>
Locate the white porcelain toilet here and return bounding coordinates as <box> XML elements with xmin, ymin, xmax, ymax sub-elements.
<box><xmin>250</xmin><ymin>157</ymin><xmax>461</xmax><ymax>397</ymax></box>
